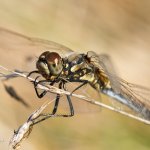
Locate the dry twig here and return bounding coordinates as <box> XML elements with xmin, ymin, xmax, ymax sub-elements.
<box><xmin>1</xmin><ymin>65</ymin><xmax>150</xmax><ymax>125</ymax></box>
<box><xmin>9</xmin><ymin>99</ymin><xmax>56</xmax><ymax>149</ymax></box>
<box><xmin>0</xmin><ymin>65</ymin><xmax>150</xmax><ymax>149</ymax></box>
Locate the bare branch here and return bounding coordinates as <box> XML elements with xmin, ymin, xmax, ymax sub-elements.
<box><xmin>1</xmin><ymin>65</ymin><xmax>150</xmax><ymax>149</ymax></box>
<box><xmin>1</xmin><ymin>65</ymin><xmax>150</xmax><ymax>126</ymax></box>
<box><xmin>0</xmin><ymin>65</ymin><xmax>150</xmax><ymax>149</ymax></box>
<box><xmin>9</xmin><ymin>99</ymin><xmax>56</xmax><ymax>149</ymax></box>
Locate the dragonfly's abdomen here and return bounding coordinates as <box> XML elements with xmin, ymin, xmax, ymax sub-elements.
<box><xmin>79</xmin><ymin>70</ymin><xmax>110</xmax><ymax>92</ymax></box>
<box><xmin>91</xmin><ymin>69</ymin><xmax>111</xmax><ymax>91</ymax></box>
<box><xmin>102</xmin><ymin>88</ymin><xmax>150</xmax><ymax>120</ymax></box>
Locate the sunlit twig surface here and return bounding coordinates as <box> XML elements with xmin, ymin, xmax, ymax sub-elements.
<box><xmin>0</xmin><ymin>27</ymin><xmax>150</xmax><ymax>150</ymax></box>
<box><xmin>9</xmin><ymin>99</ymin><xmax>56</xmax><ymax>149</ymax></box>
<box><xmin>1</xmin><ymin>66</ymin><xmax>150</xmax><ymax>126</ymax></box>
<box><xmin>0</xmin><ymin>27</ymin><xmax>150</xmax><ymax>121</ymax></box>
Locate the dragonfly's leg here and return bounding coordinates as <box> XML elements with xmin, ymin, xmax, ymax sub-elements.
<box><xmin>66</xmin><ymin>94</ymin><xmax>74</xmax><ymax>116</ymax></box>
<box><xmin>32</xmin><ymin>113</ymin><xmax>71</xmax><ymax>125</ymax></box>
<box><xmin>27</xmin><ymin>70</ymin><xmax>39</xmax><ymax>78</ymax></box>
<box><xmin>33</xmin><ymin>96</ymin><xmax>74</xmax><ymax>125</ymax></box>
<box><xmin>33</xmin><ymin>95</ymin><xmax>73</xmax><ymax>125</ymax></box>
<box><xmin>45</xmin><ymin>81</ymin><xmax>74</xmax><ymax>117</ymax></box>
<box><xmin>33</xmin><ymin>77</ymin><xmax>61</xmax><ymax>114</ymax></box>
<box><xmin>32</xmin><ymin>83</ymin><xmax>73</xmax><ymax>125</ymax></box>
<box><xmin>41</xmin><ymin>81</ymin><xmax>74</xmax><ymax>117</ymax></box>
<box><xmin>63</xmin><ymin>82</ymin><xmax>74</xmax><ymax>117</ymax></box>
<box><xmin>32</xmin><ymin>80</ymin><xmax>74</xmax><ymax>124</ymax></box>
<box><xmin>51</xmin><ymin>82</ymin><xmax>65</xmax><ymax>115</ymax></box>
<box><xmin>51</xmin><ymin>89</ymin><xmax>61</xmax><ymax>114</ymax></box>
<box><xmin>71</xmin><ymin>81</ymin><xmax>88</xmax><ymax>95</ymax></box>
<box><xmin>33</xmin><ymin>76</ymin><xmax>53</xmax><ymax>98</ymax></box>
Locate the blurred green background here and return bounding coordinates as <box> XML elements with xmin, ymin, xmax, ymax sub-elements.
<box><xmin>0</xmin><ymin>0</ymin><xmax>150</xmax><ymax>150</ymax></box>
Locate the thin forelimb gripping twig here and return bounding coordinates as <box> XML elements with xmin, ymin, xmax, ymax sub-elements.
<box><xmin>1</xmin><ymin>65</ymin><xmax>150</xmax><ymax>125</ymax></box>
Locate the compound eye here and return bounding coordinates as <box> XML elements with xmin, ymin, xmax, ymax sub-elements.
<box><xmin>46</xmin><ymin>52</ymin><xmax>61</xmax><ymax>63</ymax></box>
<box><xmin>36</xmin><ymin>60</ymin><xmax>50</xmax><ymax>78</ymax></box>
<box><xmin>39</xmin><ymin>51</ymin><xmax>50</xmax><ymax>60</ymax></box>
<box><xmin>46</xmin><ymin>52</ymin><xmax>63</xmax><ymax>75</ymax></box>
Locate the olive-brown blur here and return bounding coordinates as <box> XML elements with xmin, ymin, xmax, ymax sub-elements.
<box><xmin>0</xmin><ymin>1</ymin><xmax>150</xmax><ymax>150</ymax></box>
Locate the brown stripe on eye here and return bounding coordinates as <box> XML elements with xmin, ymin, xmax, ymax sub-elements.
<box><xmin>46</xmin><ymin>52</ymin><xmax>61</xmax><ymax>63</ymax></box>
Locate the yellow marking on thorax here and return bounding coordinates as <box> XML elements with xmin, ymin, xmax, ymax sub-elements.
<box><xmin>70</xmin><ymin>62</ymin><xmax>89</xmax><ymax>73</ymax></box>
<box><xmin>65</xmin><ymin>63</ymin><xmax>69</xmax><ymax>68</ymax></box>
<box><xmin>71</xmin><ymin>64</ymin><xmax>82</xmax><ymax>72</ymax></box>
<box><xmin>79</xmin><ymin>73</ymin><xmax>95</xmax><ymax>82</ymax></box>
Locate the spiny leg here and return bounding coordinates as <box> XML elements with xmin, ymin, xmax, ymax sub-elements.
<box><xmin>32</xmin><ymin>113</ymin><xmax>70</xmax><ymax>125</ymax></box>
<box><xmin>71</xmin><ymin>81</ymin><xmax>88</xmax><ymax>95</ymax></box>
<box><xmin>50</xmin><ymin>81</ymin><xmax>74</xmax><ymax>117</ymax></box>
<box><xmin>27</xmin><ymin>70</ymin><xmax>39</xmax><ymax>78</ymax></box>
<box><xmin>34</xmin><ymin>80</ymin><xmax>62</xmax><ymax>114</ymax></box>
<box><xmin>33</xmin><ymin>76</ymin><xmax>61</xmax><ymax>114</ymax></box>
<box><xmin>33</xmin><ymin>76</ymin><xmax>54</xmax><ymax>98</ymax></box>
<box><xmin>51</xmin><ymin>82</ymin><xmax>63</xmax><ymax>114</ymax></box>
<box><xmin>32</xmin><ymin>82</ymin><xmax>72</xmax><ymax>125</ymax></box>
<box><xmin>34</xmin><ymin>81</ymin><xmax>74</xmax><ymax>124</ymax></box>
<box><xmin>62</xmin><ymin>82</ymin><xmax>74</xmax><ymax>117</ymax></box>
<box><xmin>52</xmin><ymin>94</ymin><xmax>60</xmax><ymax>114</ymax></box>
<box><xmin>65</xmin><ymin>95</ymin><xmax>74</xmax><ymax>116</ymax></box>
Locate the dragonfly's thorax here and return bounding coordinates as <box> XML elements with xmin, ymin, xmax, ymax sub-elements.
<box><xmin>60</xmin><ymin>53</ymin><xmax>111</xmax><ymax>91</ymax></box>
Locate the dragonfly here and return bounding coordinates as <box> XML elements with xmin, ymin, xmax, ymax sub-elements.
<box><xmin>0</xmin><ymin>27</ymin><xmax>150</xmax><ymax>121</ymax></box>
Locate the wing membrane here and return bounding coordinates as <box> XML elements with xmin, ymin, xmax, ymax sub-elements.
<box><xmin>1</xmin><ymin>28</ymin><xmax>150</xmax><ymax>119</ymax></box>
<box><xmin>119</xmin><ymin>78</ymin><xmax>150</xmax><ymax>107</ymax></box>
<box><xmin>0</xmin><ymin>27</ymin><xmax>73</xmax><ymax>70</ymax></box>
<box><xmin>87</xmin><ymin>51</ymin><xmax>150</xmax><ymax>119</ymax></box>
<box><xmin>87</xmin><ymin>51</ymin><xmax>121</xmax><ymax>93</ymax></box>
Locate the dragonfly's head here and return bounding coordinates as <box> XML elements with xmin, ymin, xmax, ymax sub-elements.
<box><xmin>36</xmin><ymin>51</ymin><xmax>63</xmax><ymax>78</ymax></box>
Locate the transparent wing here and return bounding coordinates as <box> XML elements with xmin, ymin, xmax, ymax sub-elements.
<box><xmin>0</xmin><ymin>27</ymin><xmax>74</xmax><ymax>70</ymax></box>
<box><xmin>0</xmin><ymin>27</ymin><xmax>100</xmax><ymax>114</ymax></box>
<box><xmin>87</xmin><ymin>51</ymin><xmax>120</xmax><ymax>93</ymax></box>
<box><xmin>87</xmin><ymin>51</ymin><xmax>150</xmax><ymax>119</ymax></box>
<box><xmin>101</xmin><ymin>75</ymin><xmax>150</xmax><ymax>120</ymax></box>
<box><xmin>36</xmin><ymin>81</ymin><xmax>102</xmax><ymax>114</ymax></box>
<box><xmin>119</xmin><ymin>78</ymin><xmax>150</xmax><ymax>107</ymax></box>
